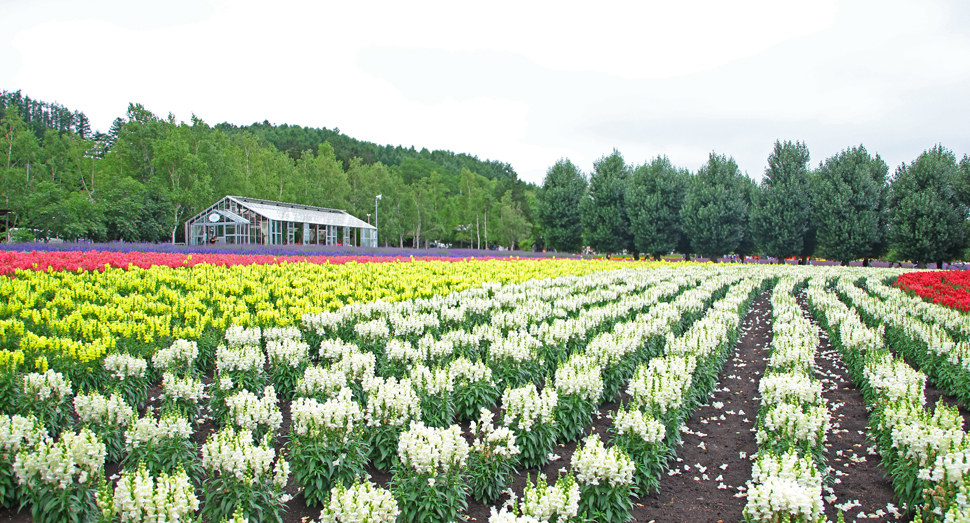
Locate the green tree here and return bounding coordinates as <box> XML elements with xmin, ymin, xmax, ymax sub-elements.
<box><xmin>680</xmin><ymin>153</ymin><xmax>752</xmax><ymax>262</ymax></box>
<box><xmin>626</xmin><ymin>156</ymin><xmax>688</xmax><ymax>260</ymax></box>
<box><xmin>811</xmin><ymin>145</ymin><xmax>889</xmax><ymax>265</ymax></box>
<box><xmin>538</xmin><ymin>159</ymin><xmax>586</xmax><ymax>253</ymax></box>
<box><xmin>751</xmin><ymin>141</ymin><xmax>813</xmax><ymax>263</ymax></box>
<box><xmin>581</xmin><ymin>150</ymin><xmax>632</xmax><ymax>256</ymax></box>
<box><xmin>888</xmin><ymin>145</ymin><xmax>968</xmax><ymax>268</ymax></box>
<box><xmin>494</xmin><ymin>190</ymin><xmax>532</xmax><ymax>250</ymax></box>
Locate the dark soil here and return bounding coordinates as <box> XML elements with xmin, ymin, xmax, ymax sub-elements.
<box><xmin>0</xmin><ymin>290</ymin><xmax>909</xmax><ymax>523</ymax></box>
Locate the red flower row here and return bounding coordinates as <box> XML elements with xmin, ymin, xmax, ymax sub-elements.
<box><xmin>895</xmin><ymin>271</ymin><xmax>970</xmax><ymax>312</ymax></box>
<box><xmin>0</xmin><ymin>250</ymin><xmax>508</xmax><ymax>276</ymax></box>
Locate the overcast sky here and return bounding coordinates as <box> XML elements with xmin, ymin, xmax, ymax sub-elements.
<box><xmin>3</xmin><ymin>0</ymin><xmax>969</xmax><ymax>184</ymax></box>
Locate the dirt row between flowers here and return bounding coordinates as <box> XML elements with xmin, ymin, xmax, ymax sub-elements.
<box><xmin>0</xmin><ymin>289</ymin><xmax>909</xmax><ymax>523</ymax></box>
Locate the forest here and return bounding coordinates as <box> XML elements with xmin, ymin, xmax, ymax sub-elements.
<box><xmin>3</xmin><ymin>89</ymin><xmax>970</xmax><ymax>266</ymax></box>
<box><xmin>0</xmin><ymin>90</ymin><xmax>536</xmax><ymax>249</ymax></box>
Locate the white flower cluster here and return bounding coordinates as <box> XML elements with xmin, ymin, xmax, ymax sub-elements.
<box><xmin>318</xmin><ymin>339</ymin><xmax>361</xmax><ymax>362</ymax></box>
<box><xmin>385</xmin><ymin>339</ymin><xmax>421</xmax><ymax>368</ymax></box>
<box><xmin>416</xmin><ymin>333</ymin><xmax>454</xmax><ymax>362</ymax></box>
<box><xmin>470</xmin><ymin>408</ymin><xmax>520</xmax><ymax>459</ymax></box>
<box><xmin>215</xmin><ymin>344</ymin><xmax>265</xmax><ymax>374</ymax></box>
<box><xmin>296</xmin><ymin>365</ymin><xmax>348</xmax><ymax>399</ymax></box>
<box><xmin>488</xmin><ymin>507</ymin><xmax>541</xmax><ymax>523</ymax></box>
<box><xmin>758</xmin><ymin>373</ymin><xmax>822</xmax><ymax>407</ymax></box>
<box><xmin>520</xmin><ymin>473</ymin><xmax>580</xmax><ymax>522</ymax></box>
<box><xmin>22</xmin><ymin>369</ymin><xmax>72</xmax><ymax>402</ymax></box>
<box><xmin>74</xmin><ymin>391</ymin><xmax>135</xmax><ymax>427</ymax></box>
<box><xmin>302</xmin><ymin>310</ymin><xmax>344</xmax><ymax>337</ymax></box>
<box><xmin>389</xmin><ymin>312</ymin><xmax>440</xmax><ymax>338</ymax></box>
<box><xmin>354</xmin><ymin>319</ymin><xmax>390</xmax><ymax>341</ymax></box>
<box><xmin>397</xmin><ymin>422</ymin><xmax>469</xmax><ymax>476</ymax></box>
<box><xmin>331</xmin><ymin>348</ymin><xmax>376</xmax><ymax>383</ymax></box>
<box><xmin>224</xmin><ymin>325</ymin><xmax>262</xmax><ymax>348</ymax></box>
<box><xmin>627</xmin><ymin>356</ymin><xmax>695</xmax><ymax>415</ymax></box>
<box><xmin>744</xmin><ymin>450</ymin><xmax>823</xmax><ymax>522</ymax></box>
<box><xmin>501</xmin><ymin>384</ymin><xmax>557</xmax><ymax>431</ymax></box>
<box><xmin>161</xmin><ymin>372</ymin><xmax>206</xmax><ymax>404</ymax></box>
<box><xmin>315</xmin><ymin>480</ymin><xmax>400</xmax><ymax>523</ymax></box>
<box><xmin>571</xmin><ymin>434</ymin><xmax>635</xmax><ymax>487</ymax></box>
<box><xmin>263</xmin><ymin>326</ymin><xmax>302</xmax><ymax>342</ymax></box>
<box><xmin>410</xmin><ymin>364</ymin><xmax>453</xmax><ymax>396</ymax></box>
<box><xmin>554</xmin><ymin>354</ymin><xmax>603</xmax><ymax>404</ymax></box>
<box><xmin>125</xmin><ymin>415</ymin><xmax>193</xmax><ymax>451</ymax></box>
<box><xmin>152</xmin><ymin>339</ymin><xmax>199</xmax><ymax>371</ymax></box>
<box><xmin>612</xmin><ymin>407</ymin><xmax>665</xmax><ymax>445</ymax></box>
<box><xmin>864</xmin><ymin>352</ymin><xmax>927</xmax><ymax>406</ymax></box>
<box><xmin>755</xmin><ymin>402</ymin><xmax>829</xmax><ymax>447</ymax></box>
<box><xmin>0</xmin><ymin>415</ymin><xmax>46</xmax><ymax>455</ymax></box>
<box><xmin>362</xmin><ymin>377</ymin><xmax>421</xmax><ymax>427</ymax></box>
<box><xmin>104</xmin><ymin>353</ymin><xmax>148</xmax><ymax>380</ymax></box>
<box><xmin>14</xmin><ymin>428</ymin><xmax>105</xmax><ymax>489</ymax></box>
<box><xmin>266</xmin><ymin>338</ymin><xmax>310</xmax><ymax>368</ymax></box>
<box><xmin>201</xmin><ymin>426</ymin><xmax>288</xmax><ymax>489</ymax></box>
<box><xmin>448</xmin><ymin>357</ymin><xmax>493</xmax><ymax>386</ymax></box>
<box><xmin>489</xmin><ymin>331</ymin><xmax>541</xmax><ymax>364</ymax></box>
<box><xmin>290</xmin><ymin>388</ymin><xmax>362</xmax><ymax>440</ymax></box>
<box><xmin>224</xmin><ymin>386</ymin><xmax>282</xmax><ymax>435</ymax></box>
<box><xmin>112</xmin><ymin>465</ymin><xmax>199</xmax><ymax>523</ymax></box>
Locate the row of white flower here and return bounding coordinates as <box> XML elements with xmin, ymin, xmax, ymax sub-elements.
<box><xmin>807</xmin><ymin>276</ymin><xmax>970</xmax><ymax>522</ymax></box>
<box><xmin>744</xmin><ymin>277</ymin><xmax>828</xmax><ymax>523</ymax></box>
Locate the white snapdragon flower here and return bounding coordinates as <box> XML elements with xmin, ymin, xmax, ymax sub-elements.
<box><xmin>572</xmin><ymin>434</ymin><xmax>635</xmax><ymax>487</ymax></box>
<box><xmin>161</xmin><ymin>372</ymin><xmax>206</xmax><ymax>404</ymax></box>
<box><xmin>0</xmin><ymin>415</ymin><xmax>47</xmax><ymax>455</ymax></box>
<box><xmin>554</xmin><ymin>354</ymin><xmax>603</xmax><ymax>403</ymax></box>
<box><xmin>290</xmin><ymin>389</ymin><xmax>362</xmax><ymax>440</ymax></box>
<box><xmin>104</xmin><ymin>353</ymin><xmax>148</xmax><ymax>380</ymax></box>
<box><xmin>125</xmin><ymin>415</ymin><xmax>193</xmax><ymax>451</ymax></box>
<box><xmin>224</xmin><ymin>386</ymin><xmax>282</xmax><ymax>435</ymax></box>
<box><xmin>112</xmin><ymin>465</ymin><xmax>199</xmax><ymax>523</ymax></box>
<box><xmin>224</xmin><ymin>325</ymin><xmax>262</xmax><ymax>348</ymax></box>
<box><xmin>74</xmin><ymin>391</ymin><xmax>135</xmax><ymax>427</ymax></box>
<box><xmin>502</xmin><ymin>384</ymin><xmax>557</xmax><ymax>431</ymax></box>
<box><xmin>266</xmin><ymin>338</ymin><xmax>310</xmax><ymax>368</ymax></box>
<box><xmin>296</xmin><ymin>365</ymin><xmax>348</xmax><ymax>399</ymax></box>
<box><xmin>14</xmin><ymin>428</ymin><xmax>105</xmax><ymax>490</ymax></box>
<box><xmin>470</xmin><ymin>408</ymin><xmax>520</xmax><ymax>459</ymax></box>
<box><xmin>152</xmin><ymin>339</ymin><xmax>199</xmax><ymax>371</ymax></box>
<box><xmin>315</xmin><ymin>480</ymin><xmax>400</xmax><ymax>523</ymax></box>
<box><xmin>520</xmin><ymin>473</ymin><xmax>580</xmax><ymax>522</ymax></box>
<box><xmin>22</xmin><ymin>370</ymin><xmax>72</xmax><ymax>402</ymax></box>
<box><xmin>397</xmin><ymin>422</ymin><xmax>469</xmax><ymax>476</ymax></box>
<box><xmin>202</xmin><ymin>426</ymin><xmax>287</xmax><ymax>486</ymax></box>
<box><xmin>363</xmin><ymin>377</ymin><xmax>421</xmax><ymax>427</ymax></box>
<box><xmin>215</xmin><ymin>344</ymin><xmax>265</xmax><ymax>374</ymax></box>
<box><xmin>612</xmin><ymin>408</ymin><xmax>666</xmax><ymax>444</ymax></box>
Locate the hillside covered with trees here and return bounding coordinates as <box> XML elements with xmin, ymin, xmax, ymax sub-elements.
<box><xmin>0</xmin><ymin>90</ymin><xmax>537</xmax><ymax>248</ymax></box>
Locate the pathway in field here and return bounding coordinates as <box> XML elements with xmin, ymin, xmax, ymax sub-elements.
<box><xmin>636</xmin><ymin>290</ymin><xmax>772</xmax><ymax>523</ymax></box>
<box><xmin>798</xmin><ymin>291</ymin><xmax>900</xmax><ymax>523</ymax></box>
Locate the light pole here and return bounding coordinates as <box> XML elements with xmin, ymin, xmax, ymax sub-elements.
<box><xmin>375</xmin><ymin>194</ymin><xmax>382</xmax><ymax>247</ymax></box>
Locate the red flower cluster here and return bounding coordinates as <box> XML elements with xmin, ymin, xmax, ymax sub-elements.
<box><xmin>895</xmin><ymin>271</ymin><xmax>970</xmax><ymax>312</ymax></box>
<box><xmin>0</xmin><ymin>250</ymin><xmax>514</xmax><ymax>276</ymax></box>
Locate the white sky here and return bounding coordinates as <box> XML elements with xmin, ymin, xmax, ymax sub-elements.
<box><xmin>3</xmin><ymin>0</ymin><xmax>969</xmax><ymax>184</ymax></box>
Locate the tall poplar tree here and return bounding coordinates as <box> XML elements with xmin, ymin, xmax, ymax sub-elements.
<box><xmin>581</xmin><ymin>150</ymin><xmax>633</xmax><ymax>256</ymax></box>
<box><xmin>812</xmin><ymin>145</ymin><xmax>888</xmax><ymax>265</ymax></box>
<box><xmin>680</xmin><ymin>153</ymin><xmax>752</xmax><ymax>261</ymax></box>
<box><xmin>626</xmin><ymin>156</ymin><xmax>688</xmax><ymax>260</ymax></box>
<box><xmin>888</xmin><ymin>145</ymin><xmax>968</xmax><ymax>268</ymax></box>
<box><xmin>751</xmin><ymin>140</ymin><xmax>813</xmax><ymax>262</ymax></box>
<box><xmin>537</xmin><ymin>158</ymin><xmax>586</xmax><ymax>252</ymax></box>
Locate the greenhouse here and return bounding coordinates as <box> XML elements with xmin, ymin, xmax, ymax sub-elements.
<box><xmin>184</xmin><ymin>196</ymin><xmax>377</xmax><ymax>247</ymax></box>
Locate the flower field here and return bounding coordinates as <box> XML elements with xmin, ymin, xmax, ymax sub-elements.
<box><xmin>3</xmin><ymin>254</ymin><xmax>970</xmax><ymax>522</ymax></box>
<box><xmin>896</xmin><ymin>271</ymin><xmax>970</xmax><ymax>312</ymax></box>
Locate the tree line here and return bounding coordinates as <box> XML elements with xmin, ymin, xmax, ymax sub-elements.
<box><xmin>538</xmin><ymin>143</ymin><xmax>970</xmax><ymax>268</ymax></box>
<box><xmin>0</xmin><ymin>91</ymin><xmax>537</xmax><ymax>248</ymax></box>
